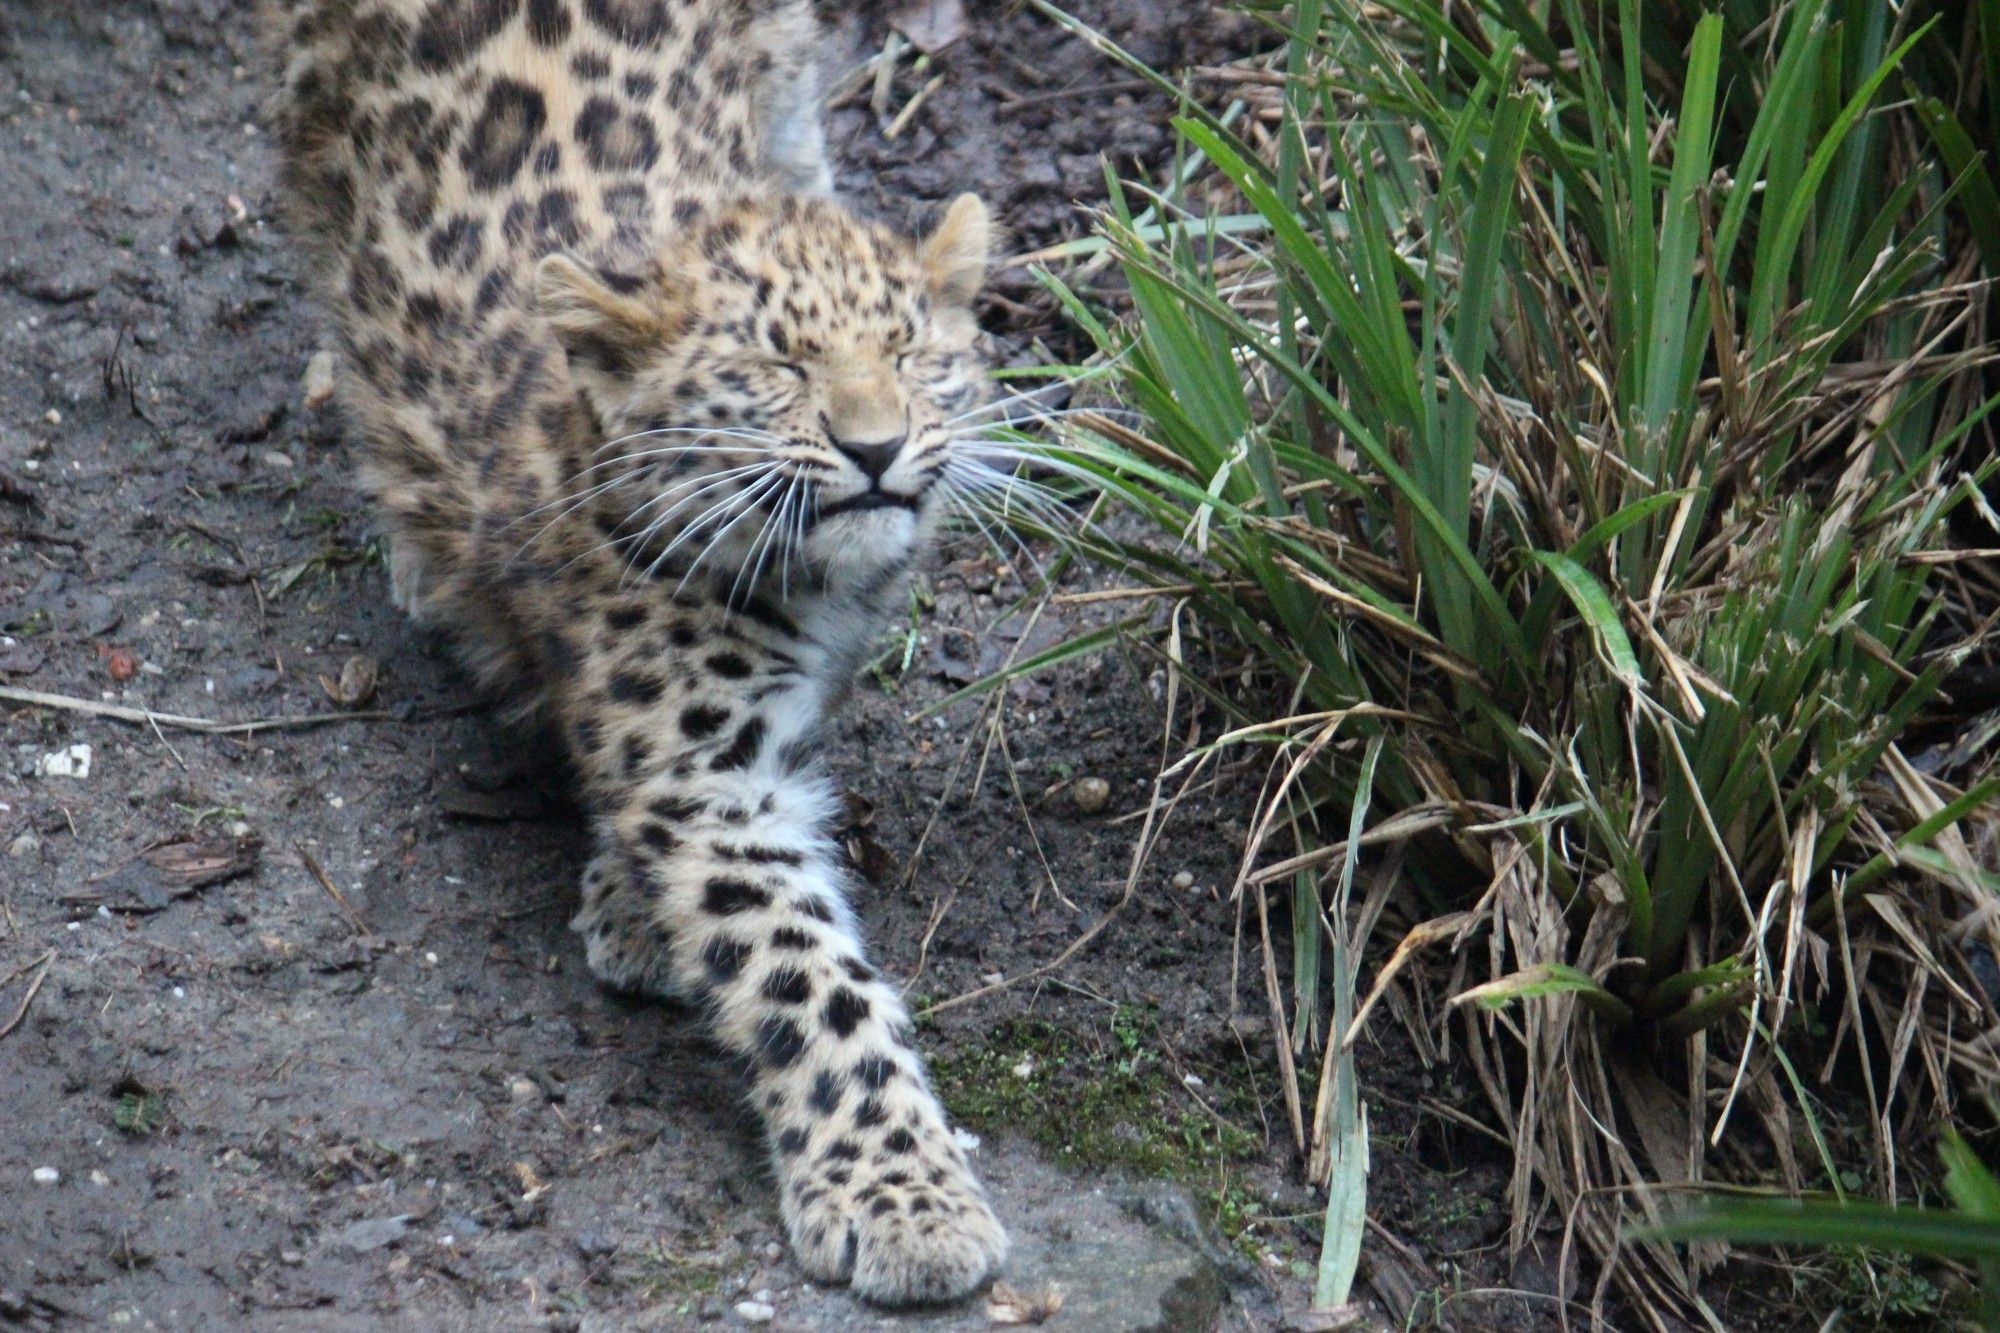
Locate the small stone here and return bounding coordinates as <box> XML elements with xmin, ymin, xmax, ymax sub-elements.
<box><xmin>733</xmin><ymin>1300</ymin><xmax>775</xmax><ymax>1324</ymax></box>
<box><xmin>573</xmin><ymin>1230</ymin><xmax>616</xmax><ymax>1259</ymax></box>
<box><xmin>1011</xmin><ymin>1056</ymin><xmax>1035</xmax><ymax>1079</ymax></box>
<box><xmin>260</xmin><ymin>450</ymin><xmax>295</xmax><ymax>470</ymax></box>
<box><xmin>43</xmin><ymin>408</ymin><xmax>61</xmax><ymax>426</ymax></box>
<box><xmin>331</xmin><ymin>1215</ymin><xmax>410</xmax><ymax>1254</ymax></box>
<box><xmin>302</xmin><ymin>350</ymin><xmax>337</xmax><ymax>409</ymax></box>
<box><xmin>762</xmin><ymin>1241</ymin><xmax>783</xmax><ymax>1262</ymax></box>
<box><xmin>508</xmin><ymin>1077</ymin><xmax>541</xmax><ymax>1103</ymax></box>
<box><xmin>279</xmin><ymin>1250</ymin><xmax>304</xmax><ymax>1267</ymax></box>
<box><xmin>1171</xmin><ymin>871</ymin><xmax>1195</xmax><ymax>891</ymax></box>
<box><xmin>89</xmin><ymin>1170</ymin><xmax>109</xmax><ymax>1186</ymax></box>
<box><xmin>31</xmin><ymin>1167</ymin><xmax>59</xmax><ymax>1186</ymax></box>
<box><xmin>7</xmin><ymin>832</ymin><xmax>39</xmax><ymax>858</ymax></box>
<box><xmin>35</xmin><ymin>743</ymin><xmax>91</xmax><ymax>778</ymax></box>
<box><xmin>1070</xmin><ymin>776</ymin><xmax>1111</xmax><ymax>815</ymax></box>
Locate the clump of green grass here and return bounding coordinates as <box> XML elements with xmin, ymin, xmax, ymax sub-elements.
<box><xmin>1650</xmin><ymin>1132</ymin><xmax>2000</xmax><ymax>1328</ymax></box>
<box><xmin>982</xmin><ymin>0</ymin><xmax>2000</xmax><ymax>1319</ymax></box>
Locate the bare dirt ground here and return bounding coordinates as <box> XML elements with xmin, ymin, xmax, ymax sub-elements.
<box><xmin>0</xmin><ymin>3</ymin><xmax>1538</xmax><ymax>1330</ymax></box>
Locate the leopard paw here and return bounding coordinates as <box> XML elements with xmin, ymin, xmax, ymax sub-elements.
<box><xmin>785</xmin><ymin>1156</ymin><xmax>1007</xmax><ymax>1305</ymax></box>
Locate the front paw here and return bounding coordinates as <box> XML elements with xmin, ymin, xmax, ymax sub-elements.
<box><xmin>570</xmin><ymin>853</ymin><xmax>683</xmax><ymax>998</ymax></box>
<box><xmin>784</xmin><ymin>1154</ymin><xmax>1008</xmax><ymax>1305</ymax></box>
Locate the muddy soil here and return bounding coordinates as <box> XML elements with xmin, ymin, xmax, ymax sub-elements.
<box><xmin>0</xmin><ymin>3</ymin><xmax>1541</xmax><ymax>1330</ymax></box>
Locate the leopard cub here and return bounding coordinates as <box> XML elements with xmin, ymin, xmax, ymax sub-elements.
<box><xmin>275</xmin><ymin>0</ymin><xmax>1006</xmax><ymax>1303</ymax></box>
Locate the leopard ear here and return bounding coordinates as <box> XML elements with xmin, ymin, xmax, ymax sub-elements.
<box><xmin>919</xmin><ymin>193</ymin><xmax>990</xmax><ymax>307</ymax></box>
<box><xmin>535</xmin><ymin>254</ymin><xmax>684</xmax><ymax>373</ymax></box>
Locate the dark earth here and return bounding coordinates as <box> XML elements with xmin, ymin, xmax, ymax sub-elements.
<box><xmin>0</xmin><ymin>3</ymin><xmax>1545</xmax><ymax>1330</ymax></box>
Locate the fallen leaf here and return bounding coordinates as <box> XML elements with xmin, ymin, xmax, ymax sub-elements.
<box><xmin>72</xmin><ymin>833</ymin><xmax>262</xmax><ymax>913</ymax></box>
<box><xmin>985</xmin><ymin>1281</ymin><xmax>1063</xmax><ymax>1325</ymax></box>
<box><xmin>144</xmin><ymin>835</ymin><xmax>262</xmax><ymax>885</ymax></box>
<box><xmin>891</xmin><ymin>0</ymin><xmax>967</xmax><ymax>52</ymax></box>
<box><xmin>98</xmin><ymin>644</ymin><xmax>139</xmax><ymax>682</ymax></box>
<box><xmin>320</xmin><ymin>653</ymin><xmax>378</xmax><ymax>707</ymax></box>
<box><xmin>844</xmin><ymin>829</ymin><xmax>899</xmax><ymax>886</ymax></box>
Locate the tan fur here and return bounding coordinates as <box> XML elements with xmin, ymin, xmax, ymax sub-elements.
<box><xmin>273</xmin><ymin>0</ymin><xmax>1006</xmax><ymax>1304</ymax></box>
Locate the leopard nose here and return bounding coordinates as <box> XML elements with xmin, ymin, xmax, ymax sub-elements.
<box><xmin>833</xmin><ymin>433</ymin><xmax>905</xmax><ymax>481</ymax></box>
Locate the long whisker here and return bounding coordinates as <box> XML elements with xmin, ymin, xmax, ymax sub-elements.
<box><xmin>620</xmin><ymin>465</ymin><xmax>779</xmax><ymax>580</ymax></box>
<box><xmin>532</xmin><ymin>464</ymin><xmax>775</xmax><ymax>586</ymax></box>
<box><xmin>592</xmin><ymin>424</ymin><xmax>786</xmax><ymax>458</ymax></box>
<box><xmin>644</xmin><ymin>469</ymin><xmax>781</xmax><ymax>584</ymax></box>
<box><xmin>517</xmin><ymin>461</ymin><xmax>772</xmax><ymax>566</ymax></box>
<box><xmin>783</xmin><ymin>476</ymin><xmax>812</xmax><ymax>602</ymax></box>
<box><xmin>935</xmin><ymin>474</ymin><xmax>1049</xmax><ymax>587</ymax></box>
<box><xmin>611</xmin><ymin>465</ymin><xmax>778</xmax><ymax>583</ymax></box>
<box><xmin>670</xmin><ymin>472</ymin><xmax>785</xmax><ymax>595</ymax></box>
<box><xmin>938</xmin><ymin>346</ymin><xmax>1138</xmax><ymax>430</ymax></box>
<box><xmin>509</xmin><ymin>442</ymin><xmax>764</xmax><ymax>531</ymax></box>
<box><xmin>943</xmin><ymin>458</ymin><xmax>1083</xmax><ymax>520</ymax></box>
<box><xmin>731</xmin><ymin>473</ymin><xmax>793</xmax><ymax>610</ymax></box>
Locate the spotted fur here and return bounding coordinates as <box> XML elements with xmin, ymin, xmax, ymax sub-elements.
<box><xmin>272</xmin><ymin>0</ymin><xmax>1004</xmax><ymax>1304</ymax></box>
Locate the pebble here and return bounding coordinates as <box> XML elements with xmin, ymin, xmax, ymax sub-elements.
<box><xmin>733</xmin><ymin>1300</ymin><xmax>775</xmax><ymax>1324</ymax></box>
<box><xmin>1171</xmin><ymin>870</ymin><xmax>1195</xmax><ymax>891</ymax></box>
<box><xmin>6</xmin><ymin>832</ymin><xmax>39</xmax><ymax>858</ymax></box>
<box><xmin>762</xmin><ymin>1242</ymin><xmax>783</xmax><ymax>1262</ymax></box>
<box><xmin>31</xmin><ymin>1167</ymin><xmax>59</xmax><ymax>1186</ymax></box>
<box><xmin>572</xmin><ymin>1230</ymin><xmax>616</xmax><ymax>1259</ymax></box>
<box><xmin>508</xmin><ymin>1076</ymin><xmax>541</xmax><ymax>1103</ymax></box>
<box><xmin>1070</xmin><ymin>776</ymin><xmax>1111</xmax><ymax>815</ymax></box>
<box><xmin>35</xmin><ymin>744</ymin><xmax>92</xmax><ymax>779</ymax></box>
<box><xmin>89</xmin><ymin>1170</ymin><xmax>109</xmax><ymax>1186</ymax></box>
<box><xmin>302</xmin><ymin>350</ymin><xmax>337</xmax><ymax>409</ymax></box>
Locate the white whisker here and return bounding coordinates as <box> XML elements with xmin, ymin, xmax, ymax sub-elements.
<box><xmin>670</xmin><ymin>472</ymin><xmax>786</xmax><ymax>595</ymax></box>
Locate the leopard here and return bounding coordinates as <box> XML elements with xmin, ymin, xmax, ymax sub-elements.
<box><xmin>270</xmin><ymin>0</ymin><xmax>1011</xmax><ymax>1305</ymax></box>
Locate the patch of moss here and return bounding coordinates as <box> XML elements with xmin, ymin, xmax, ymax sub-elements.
<box><xmin>929</xmin><ymin>1006</ymin><xmax>1268</xmax><ymax>1251</ymax></box>
<box><xmin>1810</xmin><ymin>1249</ymin><xmax>1953</xmax><ymax>1327</ymax></box>
<box><xmin>931</xmin><ymin>1008</ymin><xmax>1256</xmax><ymax>1175</ymax></box>
<box><xmin>620</xmin><ymin>1244</ymin><xmax>724</xmax><ymax>1313</ymax></box>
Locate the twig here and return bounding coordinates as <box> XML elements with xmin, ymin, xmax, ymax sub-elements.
<box><xmin>996</xmin><ymin>77</ymin><xmax>1152</xmax><ymax>113</ymax></box>
<box><xmin>0</xmin><ymin>949</ymin><xmax>55</xmax><ymax>1041</ymax></box>
<box><xmin>182</xmin><ymin>518</ymin><xmax>269</xmax><ymax>627</ymax></box>
<box><xmin>0</xmin><ymin>526</ymin><xmax>85</xmax><ymax>549</ymax></box>
<box><xmin>297</xmin><ymin>843</ymin><xmax>371</xmax><ymax>937</ymax></box>
<box><xmin>0</xmin><ymin>684</ymin><xmax>394</xmax><ymax>736</ymax></box>
<box><xmin>884</xmin><ymin>71</ymin><xmax>946</xmax><ymax>140</ymax></box>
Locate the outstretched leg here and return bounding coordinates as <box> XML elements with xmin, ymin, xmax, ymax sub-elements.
<box><xmin>578</xmin><ymin>756</ymin><xmax>1006</xmax><ymax>1304</ymax></box>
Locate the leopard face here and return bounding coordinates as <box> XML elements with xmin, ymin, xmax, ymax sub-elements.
<box><xmin>536</xmin><ymin>193</ymin><xmax>991</xmax><ymax>591</ymax></box>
